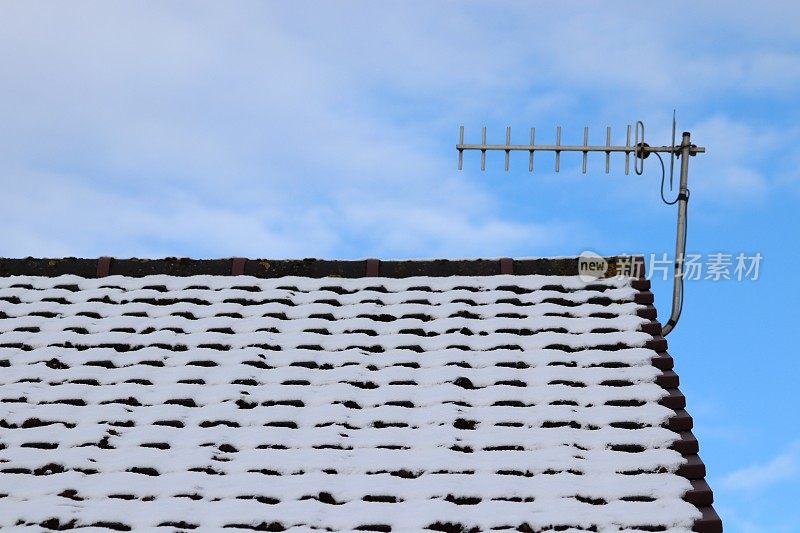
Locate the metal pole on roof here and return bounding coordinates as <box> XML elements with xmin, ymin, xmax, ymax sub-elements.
<box><xmin>661</xmin><ymin>132</ymin><xmax>692</xmax><ymax>336</ymax></box>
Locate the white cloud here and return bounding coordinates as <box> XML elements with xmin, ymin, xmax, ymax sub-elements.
<box><xmin>0</xmin><ymin>2</ymin><xmax>572</xmax><ymax>258</ymax></box>
<box><xmin>0</xmin><ymin>1</ymin><xmax>799</xmax><ymax>259</ymax></box>
<box><xmin>1</xmin><ymin>159</ymin><xmax>565</xmax><ymax>259</ymax></box>
<box><xmin>685</xmin><ymin>116</ymin><xmax>782</xmax><ymax>204</ymax></box>
<box><xmin>721</xmin><ymin>441</ymin><xmax>800</xmax><ymax>492</ymax></box>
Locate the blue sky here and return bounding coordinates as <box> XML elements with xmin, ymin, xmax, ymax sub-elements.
<box><xmin>1</xmin><ymin>2</ymin><xmax>798</xmax><ymax>530</ymax></box>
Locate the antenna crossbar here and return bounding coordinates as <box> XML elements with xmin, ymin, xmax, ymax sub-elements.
<box><xmin>457</xmin><ymin>143</ymin><xmax>700</xmax><ymax>153</ymax></box>
<box><xmin>456</xmin><ymin>125</ymin><xmax>705</xmax><ymax>174</ymax></box>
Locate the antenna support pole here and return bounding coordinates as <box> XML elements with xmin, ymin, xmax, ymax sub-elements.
<box><xmin>661</xmin><ymin>132</ymin><xmax>693</xmax><ymax>336</ymax></box>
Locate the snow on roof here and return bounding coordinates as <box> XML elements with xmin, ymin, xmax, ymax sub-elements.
<box><xmin>0</xmin><ymin>267</ymin><xmax>715</xmax><ymax>532</ymax></box>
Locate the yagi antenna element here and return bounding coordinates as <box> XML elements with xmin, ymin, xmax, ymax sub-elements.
<box><xmin>456</xmin><ymin>119</ymin><xmax>706</xmax><ymax>336</ymax></box>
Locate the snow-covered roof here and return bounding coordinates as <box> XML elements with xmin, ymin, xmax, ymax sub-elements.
<box><xmin>0</xmin><ymin>258</ymin><xmax>721</xmax><ymax>532</ymax></box>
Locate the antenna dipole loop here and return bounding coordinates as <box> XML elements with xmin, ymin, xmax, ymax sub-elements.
<box><xmin>635</xmin><ymin>121</ymin><xmax>645</xmax><ymax>175</ymax></box>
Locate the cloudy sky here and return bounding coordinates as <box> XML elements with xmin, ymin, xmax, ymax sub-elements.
<box><xmin>1</xmin><ymin>2</ymin><xmax>799</xmax><ymax>530</ymax></box>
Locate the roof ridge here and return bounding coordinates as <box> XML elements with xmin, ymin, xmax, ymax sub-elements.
<box><xmin>0</xmin><ymin>256</ymin><xmax>646</xmax><ymax>279</ymax></box>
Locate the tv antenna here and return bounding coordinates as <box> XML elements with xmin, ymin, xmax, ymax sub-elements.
<box><xmin>456</xmin><ymin>113</ymin><xmax>705</xmax><ymax>336</ymax></box>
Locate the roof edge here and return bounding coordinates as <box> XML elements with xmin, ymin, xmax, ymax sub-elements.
<box><xmin>0</xmin><ymin>256</ymin><xmax>645</xmax><ymax>279</ymax></box>
<box><xmin>632</xmin><ymin>280</ymin><xmax>722</xmax><ymax>533</ymax></box>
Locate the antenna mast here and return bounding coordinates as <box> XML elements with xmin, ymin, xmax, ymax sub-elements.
<box><xmin>456</xmin><ymin>118</ymin><xmax>705</xmax><ymax>336</ymax></box>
